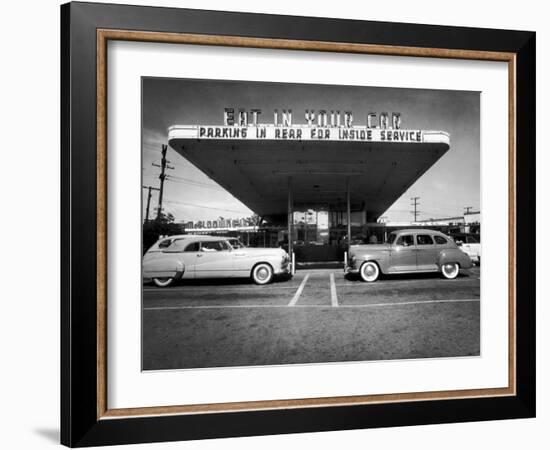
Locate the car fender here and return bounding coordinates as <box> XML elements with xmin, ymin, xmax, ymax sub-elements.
<box><xmin>355</xmin><ymin>252</ymin><xmax>390</xmax><ymax>273</ymax></box>
<box><xmin>437</xmin><ymin>249</ymin><xmax>472</xmax><ymax>269</ymax></box>
<box><xmin>143</xmin><ymin>255</ymin><xmax>185</xmax><ymax>279</ymax></box>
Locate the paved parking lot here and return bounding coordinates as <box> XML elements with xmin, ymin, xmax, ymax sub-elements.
<box><xmin>142</xmin><ymin>268</ymin><xmax>480</xmax><ymax>370</ymax></box>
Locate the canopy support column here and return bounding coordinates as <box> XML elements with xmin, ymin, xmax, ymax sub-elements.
<box><xmin>287</xmin><ymin>176</ymin><xmax>293</xmax><ymax>258</ymax></box>
<box><xmin>346</xmin><ymin>177</ymin><xmax>351</xmax><ymax>252</ymax></box>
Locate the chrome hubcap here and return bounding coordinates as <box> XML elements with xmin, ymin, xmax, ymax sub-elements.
<box><xmin>364</xmin><ymin>265</ymin><xmax>376</xmax><ymax>276</ymax></box>
<box><xmin>444</xmin><ymin>264</ymin><xmax>457</xmax><ymax>275</ymax></box>
<box><xmin>257</xmin><ymin>267</ymin><xmax>269</xmax><ymax>280</ymax></box>
<box><xmin>362</xmin><ymin>263</ymin><xmax>378</xmax><ymax>280</ymax></box>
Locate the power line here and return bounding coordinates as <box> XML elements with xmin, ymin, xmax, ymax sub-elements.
<box><xmin>163</xmin><ymin>199</ymin><xmax>251</xmax><ymax>215</ymax></box>
<box><xmin>165</xmin><ymin>175</ymin><xmax>223</xmax><ymax>190</ymax></box>
<box><xmin>166</xmin><ymin>179</ymin><xmax>224</xmax><ymax>191</ymax></box>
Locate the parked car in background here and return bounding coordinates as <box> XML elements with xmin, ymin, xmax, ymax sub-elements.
<box><xmin>450</xmin><ymin>233</ymin><xmax>481</xmax><ymax>264</ymax></box>
<box><xmin>345</xmin><ymin>229</ymin><xmax>473</xmax><ymax>282</ymax></box>
<box><xmin>143</xmin><ymin>235</ymin><xmax>291</xmax><ymax>287</ymax></box>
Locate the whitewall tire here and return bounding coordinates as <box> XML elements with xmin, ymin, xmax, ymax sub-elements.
<box><xmin>441</xmin><ymin>263</ymin><xmax>460</xmax><ymax>279</ymax></box>
<box><xmin>360</xmin><ymin>261</ymin><xmax>380</xmax><ymax>282</ymax></box>
<box><xmin>152</xmin><ymin>277</ymin><xmax>175</xmax><ymax>288</ymax></box>
<box><xmin>252</xmin><ymin>263</ymin><xmax>274</xmax><ymax>285</ymax></box>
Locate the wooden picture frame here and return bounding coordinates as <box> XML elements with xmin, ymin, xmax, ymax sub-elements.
<box><xmin>61</xmin><ymin>1</ymin><xmax>535</xmax><ymax>446</ymax></box>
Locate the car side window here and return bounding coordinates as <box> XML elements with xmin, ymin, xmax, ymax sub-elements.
<box><xmin>434</xmin><ymin>235</ymin><xmax>448</xmax><ymax>245</ymax></box>
<box><xmin>200</xmin><ymin>241</ymin><xmax>229</xmax><ymax>252</ymax></box>
<box><xmin>184</xmin><ymin>242</ymin><xmax>200</xmax><ymax>252</ymax></box>
<box><xmin>416</xmin><ymin>234</ymin><xmax>434</xmax><ymax>245</ymax></box>
<box><xmin>395</xmin><ymin>235</ymin><xmax>414</xmax><ymax>247</ymax></box>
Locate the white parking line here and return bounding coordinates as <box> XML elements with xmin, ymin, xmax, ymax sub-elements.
<box><xmin>143</xmin><ymin>284</ymin><xmax>299</xmax><ymax>292</ymax></box>
<box><xmin>330</xmin><ymin>273</ymin><xmax>338</xmax><ymax>307</ymax></box>
<box><xmin>334</xmin><ymin>278</ymin><xmax>479</xmax><ymax>288</ymax></box>
<box><xmin>287</xmin><ymin>274</ymin><xmax>309</xmax><ymax>306</ymax></box>
<box><xmin>143</xmin><ymin>298</ymin><xmax>479</xmax><ymax>311</ymax></box>
<box><xmin>339</xmin><ymin>298</ymin><xmax>479</xmax><ymax>308</ymax></box>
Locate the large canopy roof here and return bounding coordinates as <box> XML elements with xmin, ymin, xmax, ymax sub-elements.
<box><xmin>168</xmin><ymin>125</ymin><xmax>450</xmax><ymax>220</ymax></box>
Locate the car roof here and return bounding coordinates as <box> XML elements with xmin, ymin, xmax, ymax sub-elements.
<box><xmin>391</xmin><ymin>228</ymin><xmax>447</xmax><ymax>236</ymax></box>
<box><xmin>158</xmin><ymin>234</ymin><xmax>227</xmax><ymax>242</ymax></box>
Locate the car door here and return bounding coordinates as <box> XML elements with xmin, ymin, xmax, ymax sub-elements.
<box><xmin>389</xmin><ymin>234</ymin><xmax>417</xmax><ymax>272</ymax></box>
<box><xmin>178</xmin><ymin>240</ymin><xmax>200</xmax><ymax>279</ymax></box>
<box><xmin>231</xmin><ymin>245</ymin><xmax>252</xmax><ymax>273</ymax></box>
<box><xmin>194</xmin><ymin>240</ymin><xmax>235</xmax><ymax>278</ymax></box>
<box><xmin>147</xmin><ymin>239</ymin><xmax>199</xmax><ymax>279</ymax></box>
<box><xmin>415</xmin><ymin>234</ymin><xmax>438</xmax><ymax>271</ymax></box>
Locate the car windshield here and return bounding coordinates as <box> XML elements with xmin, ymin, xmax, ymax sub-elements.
<box><xmin>386</xmin><ymin>233</ymin><xmax>397</xmax><ymax>244</ymax></box>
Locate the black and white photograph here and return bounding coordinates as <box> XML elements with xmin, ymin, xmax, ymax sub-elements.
<box><xmin>1</xmin><ymin>0</ymin><xmax>542</xmax><ymax>446</ymax></box>
<box><xmin>141</xmin><ymin>78</ymin><xmax>481</xmax><ymax>371</ymax></box>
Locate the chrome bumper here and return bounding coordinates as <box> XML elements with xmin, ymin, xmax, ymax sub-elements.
<box><xmin>275</xmin><ymin>262</ymin><xmax>292</xmax><ymax>275</ymax></box>
<box><xmin>344</xmin><ymin>264</ymin><xmax>360</xmax><ymax>274</ymax></box>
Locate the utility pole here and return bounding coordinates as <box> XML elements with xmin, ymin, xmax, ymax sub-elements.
<box><xmin>410</xmin><ymin>197</ymin><xmax>420</xmax><ymax>222</ymax></box>
<box><xmin>464</xmin><ymin>206</ymin><xmax>473</xmax><ymax>215</ymax></box>
<box><xmin>142</xmin><ymin>185</ymin><xmax>160</xmax><ymax>223</ymax></box>
<box><xmin>152</xmin><ymin>144</ymin><xmax>174</xmax><ymax>221</ymax></box>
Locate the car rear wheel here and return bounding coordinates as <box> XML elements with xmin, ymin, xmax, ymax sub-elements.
<box><xmin>441</xmin><ymin>263</ymin><xmax>459</xmax><ymax>279</ymax></box>
<box><xmin>252</xmin><ymin>263</ymin><xmax>274</xmax><ymax>285</ymax></box>
<box><xmin>360</xmin><ymin>261</ymin><xmax>380</xmax><ymax>282</ymax></box>
<box><xmin>152</xmin><ymin>277</ymin><xmax>175</xmax><ymax>288</ymax></box>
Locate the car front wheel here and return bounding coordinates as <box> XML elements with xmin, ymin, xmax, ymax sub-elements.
<box><xmin>252</xmin><ymin>263</ymin><xmax>274</xmax><ymax>285</ymax></box>
<box><xmin>441</xmin><ymin>263</ymin><xmax>459</xmax><ymax>279</ymax></box>
<box><xmin>360</xmin><ymin>261</ymin><xmax>380</xmax><ymax>282</ymax></box>
<box><xmin>152</xmin><ymin>277</ymin><xmax>175</xmax><ymax>288</ymax></box>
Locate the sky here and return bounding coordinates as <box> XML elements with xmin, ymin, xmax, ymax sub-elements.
<box><xmin>142</xmin><ymin>78</ymin><xmax>480</xmax><ymax>223</ymax></box>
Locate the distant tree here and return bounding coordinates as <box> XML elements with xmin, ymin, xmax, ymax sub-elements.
<box><xmin>157</xmin><ymin>212</ymin><xmax>175</xmax><ymax>224</ymax></box>
<box><xmin>142</xmin><ymin>211</ymin><xmax>182</xmax><ymax>254</ymax></box>
<box><xmin>246</xmin><ymin>214</ymin><xmax>261</xmax><ymax>226</ymax></box>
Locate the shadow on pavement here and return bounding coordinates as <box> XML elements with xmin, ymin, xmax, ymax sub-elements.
<box><xmin>344</xmin><ymin>270</ymin><xmax>476</xmax><ymax>282</ymax></box>
<box><xmin>146</xmin><ymin>273</ymin><xmax>293</xmax><ymax>287</ymax></box>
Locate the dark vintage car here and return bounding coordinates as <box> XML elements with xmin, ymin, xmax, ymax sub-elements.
<box><xmin>345</xmin><ymin>229</ymin><xmax>473</xmax><ymax>282</ymax></box>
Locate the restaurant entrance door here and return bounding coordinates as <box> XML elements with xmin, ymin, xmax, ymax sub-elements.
<box><xmin>292</xmin><ymin>205</ymin><xmax>343</xmax><ymax>263</ymax></box>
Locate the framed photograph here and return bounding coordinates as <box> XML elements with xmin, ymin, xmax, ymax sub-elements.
<box><xmin>61</xmin><ymin>1</ymin><xmax>536</xmax><ymax>447</ymax></box>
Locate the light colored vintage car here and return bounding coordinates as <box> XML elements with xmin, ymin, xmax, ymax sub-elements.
<box><xmin>450</xmin><ymin>233</ymin><xmax>481</xmax><ymax>264</ymax></box>
<box><xmin>143</xmin><ymin>235</ymin><xmax>291</xmax><ymax>287</ymax></box>
<box><xmin>345</xmin><ymin>229</ymin><xmax>473</xmax><ymax>282</ymax></box>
